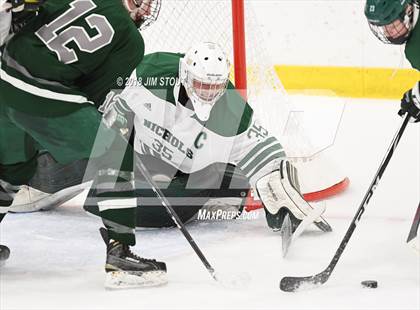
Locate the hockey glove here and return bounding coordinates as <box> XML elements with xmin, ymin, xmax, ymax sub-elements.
<box><xmin>255</xmin><ymin>160</ymin><xmax>332</xmax><ymax>233</ymax></box>
<box><xmin>101</xmin><ymin>92</ymin><xmax>134</xmax><ymax>137</ymax></box>
<box><xmin>399</xmin><ymin>81</ymin><xmax>420</xmax><ymax>123</ymax></box>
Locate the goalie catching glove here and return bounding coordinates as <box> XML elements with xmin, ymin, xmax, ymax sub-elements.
<box><xmin>256</xmin><ymin>160</ymin><xmax>332</xmax><ymax>233</ymax></box>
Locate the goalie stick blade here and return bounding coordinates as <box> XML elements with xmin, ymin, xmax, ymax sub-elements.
<box><xmin>281</xmin><ymin>214</ymin><xmax>293</xmax><ymax>257</ymax></box>
<box><xmin>279</xmin><ymin>272</ymin><xmax>329</xmax><ymax>292</ymax></box>
<box><xmin>282</xmin><ymin>203</ymin><xmax>327</xmax><ymax>258</ymax></box>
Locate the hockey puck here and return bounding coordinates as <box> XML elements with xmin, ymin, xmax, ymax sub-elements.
<box><xmin>361</xmin><ymin>280</ymin><xmax>378</xmax><ymax>288</ymax></box>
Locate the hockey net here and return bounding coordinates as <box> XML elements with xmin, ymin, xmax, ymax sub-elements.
<box><xmin>141</xmin><ymin>0</ymin><xmax>349</xmax><ymax>202</ymax></box>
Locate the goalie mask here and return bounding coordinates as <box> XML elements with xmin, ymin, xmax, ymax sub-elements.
<box><xmin>365</xmin><ymin>0</ymin><xmax>419</xmax><ymax>44</ymax></box>
<box><xmin>122</xmin><ymin>0</ymin><xmax>161</xmax><ymax>29</ymax></box>
<box><xmin>179</xmin><ymin>42</ymin><xmax>230</xmax><ymax>121</ymax></box>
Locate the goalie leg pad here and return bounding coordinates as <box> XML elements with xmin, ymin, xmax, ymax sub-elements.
<box><xmin>256</xmin><ymin>160</ymin><xmax>331</xmax><ymax>232</ymax></box>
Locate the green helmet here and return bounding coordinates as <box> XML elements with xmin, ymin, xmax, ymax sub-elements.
<box><xmin>365</xmin><ymin>0</ymin><xmax>415</xmax><ymax>44</ymax></box>
<box><xmin>365</xmin><ymin>0</ymin><xmax>411</xmax><ymax>26</ymax></box>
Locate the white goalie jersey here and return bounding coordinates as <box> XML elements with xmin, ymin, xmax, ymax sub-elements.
<box><xmin>115</xmin><ymin>52</ymin><xmax>286</xmax><ymax>188</ymax></box>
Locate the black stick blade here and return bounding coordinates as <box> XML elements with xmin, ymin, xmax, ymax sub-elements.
<box><xmin>280</xmin><ymin>273</ymin><xmax>329</xmax><ymax>292</ymax></box>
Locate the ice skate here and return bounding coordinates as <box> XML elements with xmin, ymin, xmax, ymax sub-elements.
<box><xmin>100</xmin><ymin>228</ymin><xmax>167</xmax><ymax>289</ymax></box>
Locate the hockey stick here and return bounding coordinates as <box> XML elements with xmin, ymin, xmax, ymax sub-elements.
<box><xmin>133</xmin><ymin>154</ymin><xmax>219</xmax><ymax>282</ymax></box>
<box><xmin>280</xmin><ymin>114</ymin><xmax>411</xmax><ymax>292</ymax></box>
<box><xmin>134</xmin><ymin>155</ymin><xmax>251</xmax><ymax>287</ymax></box>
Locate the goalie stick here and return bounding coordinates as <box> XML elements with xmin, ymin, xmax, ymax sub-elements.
<box><xmin>279</xmin><ymin>113</ymin><xmax>411</xmax><ymax>292</ymax></box>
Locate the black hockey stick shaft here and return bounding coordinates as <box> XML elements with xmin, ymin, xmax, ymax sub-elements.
<box><xmin>134</xmin><ymin>155</ymin><xmax>218</xmax><ymax>281</ymax></box>
<box><xmin>280</xmin><ymin>114</ymin><xmax>411</xmax><ymax>292</ymax></box>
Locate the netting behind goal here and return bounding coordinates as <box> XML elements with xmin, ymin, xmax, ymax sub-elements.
<box><xmin>141</xmin><ymin>0</ymin><xmax>313</xmax><ymax>159</ymax></box>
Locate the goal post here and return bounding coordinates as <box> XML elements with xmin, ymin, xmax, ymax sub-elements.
<box><xmin>231</xmin><ymin>0</ymin><xmax>247</xmax><ymax>99</ymax></box>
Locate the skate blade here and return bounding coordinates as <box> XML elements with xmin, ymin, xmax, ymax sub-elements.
<box><xmin>105</xmin><ymin>270</ymin><xmax>168</xmax><ymax>289</ymax></box>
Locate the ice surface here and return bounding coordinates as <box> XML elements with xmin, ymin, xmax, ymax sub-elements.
<box><xmin>0</xmin><ymin>97</ymin><xmax>419</xmax><ymax>310</ymax></box>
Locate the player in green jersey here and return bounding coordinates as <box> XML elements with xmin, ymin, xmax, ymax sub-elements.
<box><xmin>365</xmin><ymin>0</ymin><xmax>420</xmax><ymax>123</ymax></box>
<box><xmin>0</xmin><ymin>0</ymin><xmax>167</xmax><ymax>289</ymax></box>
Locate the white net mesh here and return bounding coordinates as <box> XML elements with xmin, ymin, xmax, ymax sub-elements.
<box><xmin>141</xmin><ymin>0</ymin><xmax>315</xmax><ymax>159</ymax></box>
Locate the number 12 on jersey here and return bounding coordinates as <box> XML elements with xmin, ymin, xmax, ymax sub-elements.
<box><xmin>36</xmin><ymin>0</ymin><xmax>115</xmax><ymax>64</ymax></box>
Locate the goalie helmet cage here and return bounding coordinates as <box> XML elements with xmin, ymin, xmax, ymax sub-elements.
<box><xmin>142</xmin><ymin>0</ymin><xmax>349</xmax><ymax>201</ymax></box>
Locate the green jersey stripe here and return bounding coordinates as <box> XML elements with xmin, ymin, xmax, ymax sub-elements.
<box><xmin>248</xmin><ymin>152</ymin><xmax>286</xmax><ymax>179</ymax></box>
<box><xmin>237</xmin><ymin>136</ymin><xmax>277</xmax><ymax>168</ymax></box>
<box><xmin>0</xmin><ymin>68</ymin><xmax>91</xmax><ymax>104</ymax></box>
<box><xmin>242</xmin><ymin>143</ymin><xmax>284</xmax><ymax>175</ymax></box>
